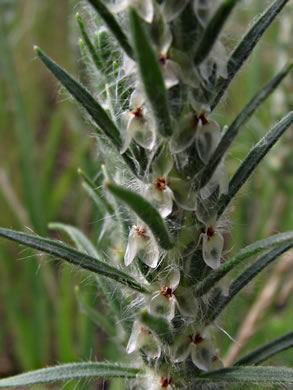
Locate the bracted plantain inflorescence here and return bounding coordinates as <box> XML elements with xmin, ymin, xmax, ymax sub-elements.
<box><xmin>0</xmin><ymin>0</ymin><xmax>293</xmax><ymax>389</ymax></box>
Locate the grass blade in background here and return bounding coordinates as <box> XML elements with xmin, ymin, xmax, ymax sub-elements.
<box><xmin>129</xmin><ymin>10</ymin><xmax>173</xmax><ymax>138</ymax></box>
<box><xmin>0</xmin><ymin>363</ymin><xmax>142</xmax><ymax>388</ymax></box>
<box><xmin>217</xmin><ymin>111</ymin><xmax>293</xmax><ymax>218</ymax></box>
<box><xmin>234</xmin><ymin>332</ymin><xmax>293</xmax><ymax>366</ymax></box>
<box><xmin>0</xmin><ymin>227</ymin><xmax>149</xmax><ymax>293</ymax></box>
<box><xmin>0</xmin><ymin>12</ymin><xmax>45</xmax><ymax>234</ymax></box>
<box><xmin>194</xmin><ymin>0</ymin><xmax>240</xmax><ymax>66</ymax></box>
<box><xmin>211</xmin><ymin>0</ymin><xmax>290</xmax><ymax>108</ymax></box>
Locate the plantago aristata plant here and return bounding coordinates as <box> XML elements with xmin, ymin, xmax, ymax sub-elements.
<box><xmin>0</xmin><ymin>0</ymin><xmax>293</xmax><ymax>388</ymax></box>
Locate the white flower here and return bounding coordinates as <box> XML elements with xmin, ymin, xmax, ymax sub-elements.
<box><xmin>120</xmin><ymin>90</ymin><xmax>156</xmax><ymax>154</ymax></box>
<box><xmin>126</xmin><ymin>320</ymin><xmax>161</xmax><ymax>359</ymax></box>
<box><xmin>161</xmin><ymin>0</ymin><xmax>189</xmax><ymax>22</ymax></box>
<box><xmin>149</xmin><ymin>268</ymin><xmax>198</xmax><ymax>321</ymax></box>
<box><xmin>144</xmin><ymin>176</ymin><xmax>174</xmax><ymax>218</ymax></box>
<box><xmin>124</xmin><ymin>225</ymin><xmax>159</xmax><ymax>268</ymax></box>
<box><xmin>200</xmin><ymin>224</ymin><xmax>224</xmax><ymax>270</ymax></box>
<box><xmin>196</xmin><ymin>115</ymin><xmax>221</xmax><ymax>164</ymax></box>
<box><xmin>168</xmin><ymin>176</ymin><xmax>197</xmax><ymax>211</ymax></box>
<box><xmin>109</xmin><ymin>0</ymin><xmax>154</xmax><ymax>23</ymax></box>
<box><xmin>170</xmin><ymin>112</ymin><xmax>200</xmax><ymax>154</ymax></box>
<box><xmin>172</xmin><ymin>328</ymin><xmax>214</xmax><ymax>371</ymax></box>
<box><xmin>139</xmin><ymin>372</ymin><xmax>174</xmax><ymax>390</ymax></box>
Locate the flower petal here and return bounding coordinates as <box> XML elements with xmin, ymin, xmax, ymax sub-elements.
<box><xmin>149</xmin><ymin>294</ymin><xmax>176</xmax><ymax>321</ymax></box>
<box><xmin>162</xmin><ymin>60</ymin><xmax>179</xmax><ymax>89</ymax></box>
<box><xmin>137</xmin><ymin>235</ymin><xmax>160</xmax><ymax>268</ymax></box>
<box><xmin>172</xmin><ymin>336</ymin><xmax>191</xmax><ymax>363</ymax></box>
<box><xmin>124</xmin><ymin>227</ymin><xmax>139</xmax><ymax>266</ymax></box>
<box><xmin>202</xmin><ymin>231</ymin><xmax>224</xmax><ymax>270</ymax></box>
<box><xmin>191</xmin><ymin>339</ymin><xmax>213</xmax><ymax>371</ymax></box>
<box><xmin>162</xmin><ymin>0</ymin><xmax>189</xmax><ymax>22</ymax></box>
<box><xmin>175</xmin><ymin>287</ymin><xmax>198</xmax><ymax>317</ymax></box>
<box><xmin>168</xmin><ymin>177</ymin><xmax>197</xmax><ymax>210</ymax></box>
<box><xmin>130</xmin><ymin>89</ymin><xmax>145</xmax><ymax>108</ymax></box>
<box><xmin>196</xmin><ymin>119</ymin><xmax>221</xmax><ymax>164</ymax></box>
<box><xmin>164</xmin><ymin>267</ymin><xmax>181</xmax><ymax>290</ymax></box>
<box><xmin>144</xmin><ymin>184</ymin><xmax>173</xmax><ymax>218</ymax></box>
<box><xmin>170</xmin><ymin>113</ymin><xmax>199</xmax><ymax>154</ymax></box>
<box><xmin>133</xmin><ymin>0</ymin><xmax>154</xmax><ymax>23</ymax></box>
<box><xmin>126</xmin><ymin>320</ymin><xmax>142</xmax><ymax>353</ymax></box>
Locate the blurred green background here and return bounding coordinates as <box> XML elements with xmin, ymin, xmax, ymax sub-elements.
<box><xmin>0</xmin><ymin>1</ymin><xmax>292</xmax><ymax>389</ymax></box>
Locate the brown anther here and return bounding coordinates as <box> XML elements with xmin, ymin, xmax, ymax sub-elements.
<box><xmin>135</xmin><ymin>225</ymin><xmax>147</xmax><ymax>238</ymax></box>
<box><xmin>160</xmin><ymin>286</ymin><xmax>173</xmax><ymax>299</ymax></box>
<box><xmin>131</xmin><ymin>106</ymin><xmax>143</xmax><ymax>119</ymax></box>
<box><xmin>154</xmin><ymin>176</ymin><xmax>167</xmax><ymax>192</ymax></box>
<box><xmin>199</xmin><ymin>113</ymin><xmax>209</xmax><ymax>126</ymax></box>
<box><xmin>189</xmin><ymin>333</ymin><xmax>204</xmax><ymax>345</ymax></box>
<box><xmin>206</xmin><ymin>226</ymin><xmax>215</xmax><ymax>240</ymax></box>
<box><xmin>158</xmin><ymin>53</ymin><xmax>168</xmax><ymax>66</ymax></box>
<box><xmin>212</xmin><ymin>353</ymin><xmax>219</xmax><ymax>362</ymax></box>
<box><xmin>160</xmin><ymin>377</ymin><xmax>172</xmax><ymax>388</ymax></box>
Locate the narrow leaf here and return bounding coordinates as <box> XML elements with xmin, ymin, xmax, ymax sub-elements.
<box><xmin>194</xmin><ymin>0</ymin><xmax>240</xmax><ymax>66</ymax></box>
<box><xmin>194</xmin><ymin>231</ymin><xmax>293</xmax><ymax>296</ymax></box>
<box><xmin>211</xmin><ymin>0</ymin><xmax>290</xmax><ymax>108</ymax></box>
<box><xmin>48</xmin><ymin>222</ymin><xmax>99</xmax><ymax>258</ymax></box>
<box><xmin>0</xmin><ymin>363</ymin><xmax>142</xmax><ymax>387</ymax></box>
<box><xmin>86</xmin><ymin>0</ymin><xmax>134</xmax><ymax>59</ymax></box>
<box><xmin>208</xmin><ymin>242</ymin><xmax>293</xmax><ymax>322</ymax></box>
<box><xmin>76</xmin><ymin>12</ymin><xmax>103</xmax><ymax>71</ymax></box>
<box><xmin>34</xmin><ymin>46</ymin><xmax>136</xmax><ymax>174</ymax></box>
<box><xmin>217</xmin><ymin>111</ymin><xmax>293</xmax><ymax>218</ymax></box>
<box><xmin>105</xmin><ymin>181</ymin><xmax>173</xmax><ymax>250</ymax></box>
<box><xmin>75</xmin><ymin>286</ymin><xmax>117</xmax><ymax>336</ymax></box>
<box><xmin>78</xmin><ymin>168</ymin><xmax>114</xmax><ymax>214</ymax></box>
<box><xmin>0</xmin><ymin>227</ymin><xmax>149</xmax><ymax>294</ymax></box>
<box><xmin>129</xmin><ymin>10</ymin><xmax>173</xmax><ymax>137</ymax></box>
<box><xmin>198</xmin><ymin>63</ymin><xmax>293</xmax><ymax>189</ymax></box>
<box><xmin>198</xmin><ymin>366</ymin><xmax>293</xmax><ymax>384</ymax></box>
<box><xmin>235</xmin><ymin>332</ymin><xmax>293</xmax><ymax>366</ymax></box>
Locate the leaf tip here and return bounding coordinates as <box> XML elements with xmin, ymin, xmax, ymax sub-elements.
<box><xmin>33</xmin><ymin>45</ymin><xmax>40</xmax><ymax>55</ymax></box>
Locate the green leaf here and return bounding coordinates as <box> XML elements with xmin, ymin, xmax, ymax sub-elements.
<box><xmin>194</xmin><ymin>0</ymin><xmax>240</xmax><ymax>66</ymax></box>
<box><xmin>197</xmin><ymin>63</ymin><xmax>293</xmax><ymax>189</ymax></box>
<box><xmin>76</xmin><ymin>12</ymin><xmax>104</xmax><ymax>71</ymax></box>
<box><xmin>234</xmin><ymin>332</ymin><xmax>293</xmax><ymax>366</ymax></box>
<box><xmin>78</xmin><ymin>168</ymin><xmax>115</xmax><ymax>214</ymax></box>
<box><xmin>217</xmin><ymin>111</ymin><xmax>293</xmax><ymax>218</ymax></box>
<box><xmin>75</xmin><ymin>285</ymin><xmax>117</xmax><ymax>337</ymax></box>
<box><xmin>194</xmin><ymin>231</ymin><xmax>293</xmax><ymax>296</ymax></box>
<box><xmin>211</xmin><ymin>0</ymin><xmax>291</xmax><ymax>108</ymax></box>
<box><xmin>129</xmin><ymin>9</ymin><xmax>173</xmax><ymax>138</ymax></box>
<box><xmin>139</xmin><ymin>310</ymin><xmax>172</xmax><ymax>344</ymax></box>
<box><xmin>105</xmin><ymin>181</ymin><xmax>173</xmax><ymax>250</ymax></box>
<box><xmin>0</xmin><ymin>363</ymin><xmax>142</xmax><ymax>387</ymax></box>
<box><xmin>198</xmin><ymin>366</ymin><xmax>293</xmax><ymax>384</ymax></box>
<box><xmin>34</xmin><ymin>46</ymin><xmax>136</xmax><ymax>175</ymax></box>
<box><xmin>0</xmin><ymin>227</ymin><xmax>149</xmax><ymax>294</ymax></box>
<box><xmin>207</xmin><ymin>242</ymin><xmax>293</xmax><ymax>322</ymax></box>
<box><xmin>85</xmin><ymin>0</ymin><xmax>134</xmax><ymax>59</ymax></box>
<box><xmin>48</xmin><ymin>222</ymin><xmax>99</xmax><ymax>258</ymax></box>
